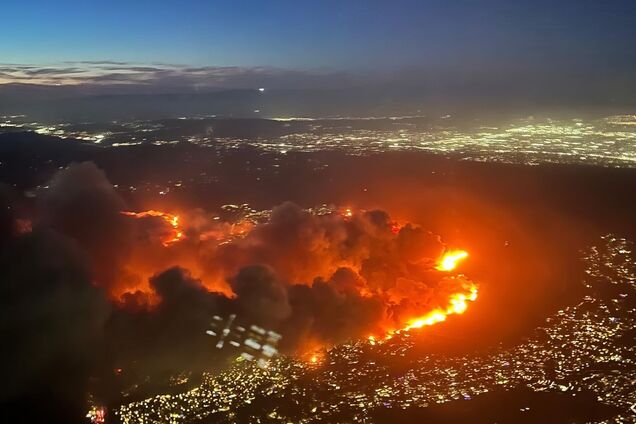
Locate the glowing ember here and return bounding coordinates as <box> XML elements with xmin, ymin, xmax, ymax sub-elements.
<box><xmin>436</xmin><ymin>249</ymin><xmax>469</xmax><ymax>271</ymax></box>
<box><xmin>15</xmin><ymin>218</ymin><xmax>32</xmax><ymax>234</ymax></box>
<box><xmin>86</xmin><ymin>405</ymin><xmax>106</xmax><ymax>424</ymax></box>
<box><xmin>121</xmin><ymin>210</ymin><xmax>185</xmax><ymax>246</ymax></box>
<box><xmin>303</xmin><ymin>347</ymin><xmax>327</xmax><ymax>365</ymax></box>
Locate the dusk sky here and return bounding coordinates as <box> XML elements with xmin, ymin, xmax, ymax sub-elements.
<box><xmin>3</xmin><ymin>0</ymin><xmax>635</xmax><ymax>72</ymax></box>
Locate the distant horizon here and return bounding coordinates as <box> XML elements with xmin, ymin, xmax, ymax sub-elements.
<box><xmin>2</xmin><ymin>1</ymin><xmax>635</xmax><ymax>119</ymax></box>
<box><xmin>2</xmin><ymin>0</ymin><xmax>636</xmax><ymax>96</ymax></box>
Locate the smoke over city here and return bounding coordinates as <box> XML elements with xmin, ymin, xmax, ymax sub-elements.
<box><xmin>1</xmin><ymin>162</ymin><xmax>478</xmax><ymax>418</ymax></box>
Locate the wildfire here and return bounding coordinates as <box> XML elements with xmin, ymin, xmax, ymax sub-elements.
<box><xmin>366</xmin><ymin>249</ymin><xmax>477</xmax><ymax>343</ymax></box>
<box><xmin>403</xmin><ymin>249</ymin><xmax>475</xmax><ymax>330</ymax></box>
<box><xmin>367</xmin><ymin>282</ymin><xmax>478</xmax><ymax>344</ymax></box>
<box><xmin>117</xmin><ymin>204</ymin><xmax>478</xmax><ymax>353</ymax></box>
<box><xmin>342</xmin><ymin>207</ymin><xmax>353</xmax><ymax>218</ymax></box>
<box><xmin>304</xmin><ymin>350</ymin><xmax>324</xmax><ymax>365</ymax></box>
<box><xmin>403</xmin><ymin>282</ymin><xmax>478</xmax><ymax>330</ymax></box>
<box><xmin>436</xmin><ymin>249</ymin><xmax>469</xmax><ymax>271</ymax></box>
<box><xmin>121</xmin><ymin>210</ymin><xmax>185</xmax><ymax>246</ymax></box>
<box><xmin>86</xmin><ymin>406</ymin><xmax>106</xmax><ymax>424</ymax></box>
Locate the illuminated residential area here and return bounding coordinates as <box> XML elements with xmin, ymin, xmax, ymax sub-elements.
<box><xmin>116</xmin><ymin>236</ymin><xmax>636</xmax><ymax>423</ymax></box>
<box><xmin>3</xmin><ymin>115</ymin><xmax>636</xmax><ymax>167</ymax></box>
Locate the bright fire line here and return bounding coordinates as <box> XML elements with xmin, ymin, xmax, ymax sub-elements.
<box><xmin>368</xmin><ymin>248</ymin><xmax>476</xmax><ymax>345</ymax></box>
<box><xmin>403</xmin><ymin>283</ymin><xmax>478</xmax><ymax>330</ymax></box>
<box><xmin>406</xmin><ymin>249</ymin><xmax>473</xmax><ymax>329</ymax></box>
<box><xmin>121</xmin><ymin>210</ymin><xmax>184</xmax><ymax>246</ymax></box>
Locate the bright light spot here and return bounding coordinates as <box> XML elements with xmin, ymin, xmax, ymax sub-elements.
<box><xmin>436</xmin><ymin>250</ymin><xmax>469</xmax><ymax>271</ymax></box>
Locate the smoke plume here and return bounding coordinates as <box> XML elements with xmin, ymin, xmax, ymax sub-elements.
<box><xmin>0</xmin><ymin>162</ymin><xmax>477</xmax><ymax>420</ymax></box>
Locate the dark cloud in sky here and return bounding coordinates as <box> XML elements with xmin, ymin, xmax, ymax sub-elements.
<box><xmin>22</xmin><ymin>67</ymin><xmax>84</xmax><ymax>76</ymax></box>
<box><xmin>0</xmin><ymin>62</ymin><xmax>352</xmax><ymax>90</ymax></box>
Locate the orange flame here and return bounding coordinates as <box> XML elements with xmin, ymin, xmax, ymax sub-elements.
<box><xmin>303</xmin><ymin>350</ymin><xmax>324</xmax><ymax>365</ymax></box>
<box><xmin>403</xmin><ymin>282</ymin><xmax>478</xmax><ymax>330</ymax></box>
<box><xmin>436</xmin><ymin>249</ymin><xmax>468</xmax><ymax>271</ymax></box>
<box><xmin>404</xmin><ymin>250</ymin><xmax>475</xmax><ymax>330</ymax></box>
<box><xmin>341</xmin><ymin>207</ymin><xmax>353</xmax><ymax>219</ymax></box>
<box><xmin>121</xmin><ymin>210</ymin><xmax>185</xmax><ymax>247</ymax></box>
<box><xmin>367</xmin><ymin>249</ymin><xmax>477</xmax><ymax>343</ymax></box>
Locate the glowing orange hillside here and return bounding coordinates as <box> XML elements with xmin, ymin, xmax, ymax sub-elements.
<box><xmin>367</xmin><ymin>248</ymin><xmax>476</xmax><ymax>347</ymax></box>
<box><xmin>121</xmin><ymin>210</ymin><xmax>184</xmax><ymax>247</ymax></box>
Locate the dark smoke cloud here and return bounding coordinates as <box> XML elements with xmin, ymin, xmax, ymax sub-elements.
<box><xmin>281</xmin><ymin>268</ymin><xmax>386</xmax><ymax>349</ymax></box>
<box><xmin>104</xmin><ymin>268</ymin><xmax>232</xmax><ymax>380</ymax></box>
<box><xmin>0</xmin><ymin>184</ymin><xmax>15</xmax><ymax>244</ymax></box>
<box><xmin>115</xmin><ymin>200</ymin><xmax>455</xmax><ymax>347</ymax></box>
<box><xmin>200</xmin><ymin>202</ymin><xmax>454</xmax><ymax>347</ymax></box>
<box><xmin>230</xmin><ymin>265</ymin><xmax>292</xmax><ymax>327</ymax></box>
<box><xmin>215</xmin><ymin>202</ymin><xmax>416</xmax><ymax>286</ymax></box>
<box><xmin>0</xmin><ymin>195</ymin><xmax>109</xmax><ymax>421</ymax></box>
<box><xmin>0</xmin><ymin>162</ymin><xmax>470</xmax><ymax>420</ymax></box>
<box><xmin>37</xmin><ymin>162</ymin><xmax>135</xmax><ymax>294</ymax></box>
